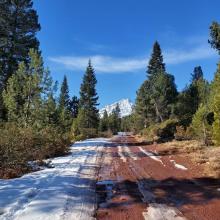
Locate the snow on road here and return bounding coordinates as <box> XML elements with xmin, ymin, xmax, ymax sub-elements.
<box><xmin>0</xmin><ymin>138</ymin><xmax>109</xmax><ymax>220</ymax></box>
<box><xmin>143</xmin><ymin>203</ymin><xmax>186</xmax><ymax>220</ymax></box>
<box><xmin>117</xmin><ymin>146</ymin><xmax>127</xmax><ymax>163</ymax></box>
<box><xmin>124</xmin><ymin>146</ymin><xmax>138</xmax><ymax>161</ymax></box>
<box><xmin>170</xmin><ymin>160</ymin><xmax>188</xmax><ymax>171</ymax></box>
<box><xmin>138</xmin><ymin>147</ymin><xmax>164</xmax><ymax>165</ymax></box>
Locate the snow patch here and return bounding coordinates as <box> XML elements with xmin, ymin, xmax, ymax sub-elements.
<box><xmin>0</xmin><ymin>139</ymin><xmax>105</xmax><ymax>220</ymax></box>
<box><xmin>118</xmin><ymin>146</ymin><xmax>127</xmax><ymax>162</ymax></box>
<box><xmin>137</xmin><ymin>181</ymin><xmax>186</xmax><ymax>220</ymax></box>
<box><xmin>143</xmin><ymin>203</ymin><xmax>186</xmax><ymax>220</ymax></box>
<box><xmin>124</xmin><ymin>146</ymin><xmax>138</xmax><ymax>160</ymax></box>
<box><xmin>170</xmin><ymin>160</ymin><xmax>188</xmax><ymax>171</ymax></box>
<box><xmin>139</xmin><ymin>147</ymin><xmax>164</xmax><ymax>165</ymax></box>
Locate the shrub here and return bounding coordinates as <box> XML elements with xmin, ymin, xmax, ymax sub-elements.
<box><xmin>191</xmin><ymin>105</ymin><xmax>212</xmax><ymax>145</ymax></box>
<box><xmin>174</xmin><ymin>126</ymin><xmax>193</xmax><ymax>141</ymax></box>
<box><xmin>156</xmin><ymin>119</ymin><xmax>178</xmax><ymax>141</ymax></box>
<box><xmin>141</xmin><ymin>119</ymin><xmax>178</xmax><ymax>142</ymax></box>
<box><xmin>98</xmin><ymin>130</ymin><xmax>113</xmax><ymax>138</ymax></box>
<box><xmin>0</xmin><ymin>123</ymin><xmax>70</xmax><ymax>179</ymax></box>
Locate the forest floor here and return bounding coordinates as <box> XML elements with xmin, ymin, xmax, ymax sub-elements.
<box><xmin>1</xmin><ymin>135</ymin><xmax>220</xmax><ymax>220</ymax></box>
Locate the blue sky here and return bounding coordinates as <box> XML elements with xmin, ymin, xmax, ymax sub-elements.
<box><xmin>34</xmin><ymin>0</ymin><xmax>220</xmax><ymax>108</ymax></box>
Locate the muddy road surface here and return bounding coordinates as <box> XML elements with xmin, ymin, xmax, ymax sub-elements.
<box><xmin>1</xmin><ymin>136</ymin><xmax>220</xmax><ymax>220</ymax></box>
<box><xmin>96</xmin><ymin>135</ymin><xmax>220</xmax><ymax>220</ymax></box>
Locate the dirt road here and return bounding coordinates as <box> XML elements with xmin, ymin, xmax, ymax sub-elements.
<box><xmin>96</xmin><ymin>135</ymin><xmax>220</xmax><ymax>220</ymax></box>
<box><xmin>1</xmin><ymin>136</ymin><xmax>220</xmax><ymax>220</ymax></box>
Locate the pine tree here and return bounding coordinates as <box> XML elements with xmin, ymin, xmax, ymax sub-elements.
<box><xmin>191</xmin><ymin>66</ymin><xmax>203</xmax><ymax>81</ymax></box>
<box><xmin>147</xmin><ymin>42</ymin><xmax>177</xmax><ymax>122</ymax></box>
<box><xmin>78</xmin><ymin>60</ymin><xmax>99</xmax><ymax>131</ymax></box>
<box><xmin>150</xmin><ymin>71</ymin><xmax>178</xmax><ymax>122</ymax></box>
<box><xmin>69</xmin><ymin>96</ymin><xmax>79</xmax><ymax>118</ymax></box>
<box><xmin>209</xmin><ymin>21</ymin><xmax>220</xmax><ymax>54</ymax></box>
<box><xmin>58</xmin><ymin>75</ymin><xmax>72</xmax><ymax>131</ymax></box>
<box><xmin>99</xmin><ymin>110</ymin><xmax>109</xmax><ymax>132</ymax></box>
<box><xmin>192</xmin><ymin>105</ymin><xmax>212</xmax><ymax>145</ymax></box>
<box><xmin>175</xmin><ymin>66</ymin><xmax>209</xmax><ymax>127</ymax></box>
<box><xmin>207</xmin><ymin>21</ymin><xmax>220</xmax><ymax>145</ymax></box>
<box><xmin>40</xmin><ymin>93</ymin><xmax>58</xmax><ymax>127</ymax></box>
<box><xmin>147</xmin><ymin>41</ymin><xmax>165</xmax><ymax>78</ymax></box>
<box><xmin>0</xmin><ymin>0</ymin><xmax>40</xmax><ymax>120</ymax></box>
<box><xmin>135</xmin><ymin>42</ymin><xmax>177</xmax><ymax>128</ymax></box>
<box><xmin>109</xmin><ymin>104</ymin><xmax>121</xmax><ymax>134</ymax></box>
<box><xmin>58</xmin><ymin>75</ymin><xmax>70</xmax><ymax>112</ymax></box>
<box><xmin>135</xmin><ymin>80</ymin><xmax>154</xmax><ymax>128</ymax></box>
<box><xmin>3</xmin><ymin>49</ymin><xmax>51</xmax><ymax>127</ymax></box>
<box><xmin>210</xmin><ymin>62</ymin><xmax>220</xmax><ymax>145</ymax></box>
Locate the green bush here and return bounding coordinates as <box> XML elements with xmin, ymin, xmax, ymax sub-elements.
<box><xmin>156</xmin><ymin>119</ymin><xmax>178</xmax><ymax>140</ymax></box>
<box><xmin>0</xmin><ymin>123</ymin><xmax>70</xmax><ymax>178</ymax></box>
<box><xmin>191</xmin><ymin>105</ymin><xmax>212</xmax><ymax>145</ymax></box>
<box><xmin>141</xmin><ymin>119</ymin><xmax>178</xmax><ymax>142</ymax></box>
<box><xmin>0</xmin><ymin>125</ymin><xmax>34</xmax><ymax>178</ymax></box>
<box><xmin>71</xmin><ymin>118</ymin><xmax>99</xmax><ymax>141</ymax></box>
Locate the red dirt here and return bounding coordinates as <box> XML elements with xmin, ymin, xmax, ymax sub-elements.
<box><xmin>96</xmin><ymin>135</ymin><xmax>220</xmax><ymax>220</ymax></box>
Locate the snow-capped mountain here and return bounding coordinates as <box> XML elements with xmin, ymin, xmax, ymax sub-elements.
<box><xmin>99</xmin><ymin>99</ymin><xmax>134</xmax><ymax>118</ymax></box>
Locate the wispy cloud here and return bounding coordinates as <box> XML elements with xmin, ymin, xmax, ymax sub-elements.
<box><xmin>164</xmin><ymin>45</ymin><xmax>216</xmax><ymax>64</ymax></box>
<box><xmin>49</xmin><ymin>44</ymin><xmax>217</xmax><ymax>74</ymax></box>
<box><xmin>49</xmin><ymin>55</ymin><xmax>147</xmax><ymax>73</ymax></box>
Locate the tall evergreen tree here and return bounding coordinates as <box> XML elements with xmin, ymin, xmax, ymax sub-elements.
<box><xmin>208</xmin><ymin>22</ymin><xmax>220</xmax><ymax>145</ymax></box>
<box><xmin>191</xmin><ymin>66</ymin><xmax>203</xmax><ymax>81</ymax></box>
<box><xmin>69</xmin><ymin>96</ymin><xmax>79</xmax><ymax>118</ymax></box>
<box><xmin>58</xmin><ymin>75</ymin><xmax>72</xmax><ymax>130</ymax></box>
<box><xmin>78</xmin><ymin>60</ymin><xmax>99</xmax><ymax>130</ymax></box>
<box><xmin>44</xmin><ymin>93</ymin><xmax>59</xmax><ymax>126</ymax></box>
<box><xmin>175</xmin><ymin>66</ymin><xmax>209</xmax><ymax>127</ymax></box>
<box><xmin>209</xmin><ymin>21</ymin><xmax>220</xmax><ymax>54</ymax></box>
<box><xmin>109</xmin><ymin>104</ymin><xmax>121</xmax><ymax>134</ymax></box>
<box><xmin>3</xmin><ymin>49</ymin><xmax>51</xmax><ymax>127</ymax></box>
<box><xmin>210</xmin><ymin>63</ymin><xmax>220</xmax><ymax>145</ymax></box>
<box><xmin>135</xmin><ymin>42</ymin><xmax>177</xmax><ymax>127</ymax></box>
<box><xmin>0</xmin><ymin>0</ymin><xmax>40</xmax><ymax>119</ymax></box>
<box><xmin>99</xmin><ymin>110</ymin><xmax>109</xmax><ymax>132</ymax></box>
<box><xmin>147</xmin><ymin>41</ymin><xmax>165</xmax><ymax>78</ymax></box>
<box><xmin>58</xmin><ymin>75</ymin><xmax>70</xmax><ymax>112</ymax></box>
<box><xmin>135</xmin><ymin>80</ymin><xmax>154</xmax><ymax>128</ymax></box>
<box><xmin>150</xmin><ymin>71</ymin><xmax>178</xmax><ymax>122</ymax></box>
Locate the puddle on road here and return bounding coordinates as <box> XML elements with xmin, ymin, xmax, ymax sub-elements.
<box><xmin>96</xmin><ymin>180</ymin><xmax>116</xmax><ymax>208</ymax></box>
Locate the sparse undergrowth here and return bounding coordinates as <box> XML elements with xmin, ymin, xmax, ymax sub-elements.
<box><xmin>0</xmin><ymin>123</ymin><xmax>71</xmax><ymax>179</ymax></box>
<box><xmin>159</xmin><ymin>140</ymin><xmax>220</xmax><ymax>178</ymax></box>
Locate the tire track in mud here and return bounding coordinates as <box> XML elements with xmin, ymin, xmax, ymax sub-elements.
<box><xmin>96</xmin><ymin>135</ymin><xmax>187</xmax><ymax>220</ymax></box>
<box><xmin>96</xmin><ymin>138</ymin><xmax>147</xmax><ymax>220</ymax></box>
<box><xmin>120</xmin><ymin>135</ymin><xmax>186</xmax><ymax>220</ymax></box>
<box><xmin>127</xmin><ymin>157</ymin><xmax>186</xmax><ymax>220</ymax></box>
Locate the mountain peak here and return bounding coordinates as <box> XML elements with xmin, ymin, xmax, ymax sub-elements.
<box><xmin>99</xmin><ymin>99</ymin><xmax>134</xmax><ymax>118</ymax></box>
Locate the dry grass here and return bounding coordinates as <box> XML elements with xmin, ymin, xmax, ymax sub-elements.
<box><xmin>159</xmin><ymin>140</ymin><xmax>202</xmax><ymax>155</ymax></box>
<box><xmin>136</xmin><ymin>134</ymin><xmax>220</xmax><ymax>178</ymax></box>
<box><xmin>202</xmin><ymin>148</ymin><xmax>220</xmax><ymax>178</ymax></box>
<box><xmin>157</xmin><ymin>140</ymin><xmax>220</xmax><ymax>178</ymax></box>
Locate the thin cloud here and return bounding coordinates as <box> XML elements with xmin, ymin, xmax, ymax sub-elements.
<box><xmin>164</xmin><ymin>45</ymin><xmax>216</xmax><ymax>64</ymax></box>
<box><xmin>49</xmin><ymin>45</ymin><xmax>216</xmax><ymax>74</ymax></box>
<box><xmin>49</xmin><ymin>55</ymin><xmax>147</xmax><ymax>73</ymax></box>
